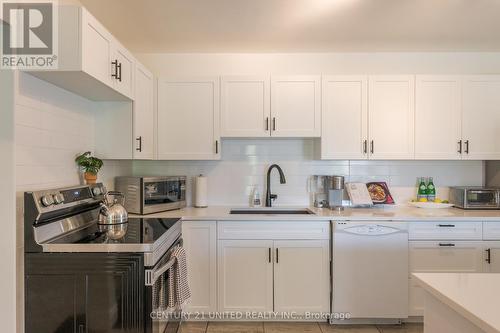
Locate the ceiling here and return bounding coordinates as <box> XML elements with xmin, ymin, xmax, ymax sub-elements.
<box><xmin>79</xmin><ymin>0</ymin><xmax>500</xmax><ymax>53</ymax></box>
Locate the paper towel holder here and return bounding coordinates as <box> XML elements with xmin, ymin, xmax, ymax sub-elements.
<box><xmin>195</xmin><ymin>174</ymin><xmax>208</xmax><ymax>208</ymax></box>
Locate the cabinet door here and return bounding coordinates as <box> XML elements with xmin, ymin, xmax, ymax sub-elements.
<box><xmin>408</xmin><ymin>241</ymin><xmax>483</xmax><ymax>316</ymax></box>
<box><xmin>218</xmin><ymin>240</ymin><xmax>274</xmax><ymax>312</ymax></box>
<box><xmin>112</xmin><ymin>44</ymin><xmax>135</xmax><ymax>99</ymax></box>
<box><xmin>221</xmin><ymin>76</ymin><xmax>270</xmax><ymax>137</ymax></box>
<box><xmin>321</xmin><ymin>76</ymin><xmax>368</xmax><ymax>159</ymax></box>
<box><xmin>368</xmin><ymin>75</ymin><xmax>415</xmax><ymax>159</ymax></box>
<box><xmin>483</xmin><ymin>242</ymin><xmax>500</xmax><ymax>273</ymax></box>
<box><xmin>462</xmin><ymin>75</ymin><xmax>500</xmax><ymax>160</ymax></box>
<box><xmin>133</xmin><ymin>63</ymin><xmax>154</xmax><ymax>159</ymax></box>
<box><xmin>157</xmin><ymin>77</ymin><xmax>220</xmax><ymax>160</ymax></box>
<box><xmin>182</xmin><ymin>221</ymin><xmax>217</xmax><ymax>313</ymax></box>
<box><xmin>415</xmin><ymin>76</ymin><xmax>462</xmax><ymax>160</ymax></box>
<box><xmin>273</xmin><ymin>240</ymin><xmax>330</xmax><ymax>315</ymax></box>
<box><xmin>271</xmin><ymin>75</ymin><xmax>321</xmax><ymax>137</ymax></box>
<box><xmin>25</xmin><ymin>274</ymin><xmax>84</xmax><ymax>333</ymax></box>
<box><xmin>81</xmin><ymin>9</ymin><xmax>113</xmax><ymax>88</ymax></box>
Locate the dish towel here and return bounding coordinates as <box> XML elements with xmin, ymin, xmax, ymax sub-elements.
<box><xmin>167</xmin><ymin>246</ymin><xmax>191</xmax><ymax>311</ymax></box>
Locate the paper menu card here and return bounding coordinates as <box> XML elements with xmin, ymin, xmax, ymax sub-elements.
<box><xmin>346</xmin><ymin>182</ymin><xmax>374</xmax><ymax>207</ymax></box>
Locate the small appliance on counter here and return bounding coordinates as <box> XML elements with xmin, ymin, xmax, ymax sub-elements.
<box><xmin>328</xmin><ymin>176</ymin><xmax>346</xmax><ymax>211</ymax></box>
<box><xmin>116</xmin><ymin>176</ymin><xmax>186</xmax><ymax>214</ymax></box>
<box><xmin>309</xmin><ymin>175</ymin><xmax>330</xmax><ymax>208</ymax></box>
<box><xmin>449</xmin><ymin>186</ymin><xmax>500</xmax><ymax>210</ymax></box>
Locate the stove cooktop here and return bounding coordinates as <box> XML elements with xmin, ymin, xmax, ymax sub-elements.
<box><xmin>43</xmin><ymin>218</ymin><xmax>180</xmax><ymax>252</ymax></box>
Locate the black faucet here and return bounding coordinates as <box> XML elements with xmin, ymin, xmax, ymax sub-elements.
<box><xmin>265</xmin><ymin>164</ymin><xmax>286</xmax><ymax>207</ymax></box>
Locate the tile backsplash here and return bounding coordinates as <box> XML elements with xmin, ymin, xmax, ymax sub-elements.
<box><xmin>133</xmin><ymin>139</ymin><xmax>484</xmax><ymax>206</ymax></box>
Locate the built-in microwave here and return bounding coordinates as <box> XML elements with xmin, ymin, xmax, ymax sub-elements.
<box><xmin>115</xmin><ymin>176</ymin><xmax>187</xmax><ymax>214</ymax></box>
<box><xmin>449</xmin><ymin>187</ymin><xmax>500</xmax><ymax>210</ymax></box>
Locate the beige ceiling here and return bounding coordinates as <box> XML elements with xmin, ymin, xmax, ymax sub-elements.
<box><xmin>79</xmin><ymin>0</ymin><xmax>500</xmax><ymax>52</ymax></box>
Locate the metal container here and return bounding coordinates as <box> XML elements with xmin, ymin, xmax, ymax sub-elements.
<box><xmin>98</xmin><ymin>191</ymin><xmax>128</xmax><ymax>239</ymax></box>
<box><xmin>309</xmin><ymin>175</ymin><xmax>330</xmax><ymax>208</ymax></box>
<box><xmin>328</xmin><ymin>176</ymin><xmax>345</xmax><ymax>211</ymax></box>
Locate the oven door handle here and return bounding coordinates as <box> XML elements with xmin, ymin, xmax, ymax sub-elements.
<box><xmin>146</xmin><ymin>257</ymin><xmax>176</xmax><ymax>286</ymax></box>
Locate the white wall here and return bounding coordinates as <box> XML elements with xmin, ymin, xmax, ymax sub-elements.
<box><xmin>14</xmin><ymin>72</ymin><xmax>132</xmax><ymax>333</ymax></box>
<box><xmin>0</xmin><ymin>70</ymin><xmax>17</xmax><ymax>333</ymax></box>
<box><xmin>134</xmin><ymin>139</ymin><xmax>483</xmax><ymax>206</ymax></box>
<box><xmin>137</xmin><ymin>52</ymin><xmax>500</xmax><ymax>76</ymax></box>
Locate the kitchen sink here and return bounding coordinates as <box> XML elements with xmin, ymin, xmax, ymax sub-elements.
<box><xmin>229</xmin><ymin>208</ymin><xmax>315</xmax><ymax>215</ymax></box>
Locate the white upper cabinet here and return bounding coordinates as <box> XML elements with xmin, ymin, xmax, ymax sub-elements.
<box><xmin>462</xmin><ymin>75</ymin><xmax>500</xmax><ymax>160</ymax></box>
<box><xmin>415</xmin><ymin>76</ymin><xmax>462</xmax><ymax>160</ymax></box>
<box><xmin>221</xmin><ymin>76</ymin><xmax>270</xmax><ymax>137</ymax></box>
<box><xmin>81</xmin><ymin>8</ymin><xmax>114</xmax><ymax>88</ymax></box>
<box><xmin>133</xmin><ymin>63</ymin><xmax>155</xmax><ymax>159</ymax></box>
<box><xmin>271</xmin><ymin>76</ymin><xmax>321</xmax><ymax>137</ymax></box>
<box><xmin>368</xmin><ymin>75</ymin><xmax>415</xmax><ymax>159</ymax></box>
<box><xmin>157</xmin><ymin>76</ymin><xmax>221</xmax><ymax>160</ymax></box>
<box><xmin>321</xmin><ymin>76</ymin><xmax>368</xmax><ymax>159</ymax></box>
<box><xmin>111</xmin><ymin>44</ymin><xmax>135</xmax><ymax>99</ymax></box>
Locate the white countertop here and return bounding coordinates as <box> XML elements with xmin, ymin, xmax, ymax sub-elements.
<box><xmin>131</xmin><ymin>205</ymin><xmax>500</xmax><ymax>221</ymax></box>
<box><xmin>413</xmin><ymin>273</ymin><xmax>500</xmax><ymax>333</ymax></box>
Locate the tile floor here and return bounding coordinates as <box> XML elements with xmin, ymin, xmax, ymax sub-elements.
<box><xmin>179</xmin><ymin>322</ymin><xmax>423</xmax><ymax>333</ymax></box>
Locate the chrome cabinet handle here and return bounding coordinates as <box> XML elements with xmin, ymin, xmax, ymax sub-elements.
<box><xmin>265</xmin><ymin>117</ymin><xmax>269</xmax><ymax>131</ymax></box>
<box><xmin>215</xmin><ymin>140</ymin><xmax>219</xmax><ymax>154</ymax></box>
<box><xmin>117</xmin><ymin>62</ymin><xmax>122</xmax><ymax>82</ymax></box>
<box><xmin>370</xmin><ymin>140</ymin><xmax>374</xmax><ymax>154</ymax></box>
<box><xmin>268</xmin><ymin>248</ymin><xmax>271</xmax><ymax>263</ymax></box>
<box><xmin>272</xmin><ymin>117</ymin><xmax>276</xmax><ymax>131</ymax></box>
<box><xmin>136</xmin><ymin>136</ymin><xmax>142</xmax><ymax>152</ymax></box>
<box><xmin>457</xmin><ymin>140</ymin><xmax>462</xmax><ymax>154</ymax></box>
<box><xmin>464</xmin><ymin>140</ymin><xmax>469</xmax><ymax>154</ymax></box>
<box><xmin>486</xmin><ymin>248</ymin><xmax>492</xmax><ymax>264</ymax></box>
<box><xmin>363</xmin><ymin>140</ymin><xmax>368</xmax><ymax>154</ymax></box>
<box><xmin>275</xmin><ymin>248</ymin><xmax>279</xmax><ymax>263</ymax></box>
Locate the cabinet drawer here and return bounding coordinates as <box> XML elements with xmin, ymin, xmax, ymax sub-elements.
<box><xmin>217</xmin><ymin>221</ymin><xmax>330</xmax><ymax>240</ymax></box>
<box><xmin>483</xmin><ymin>222</ymin><xmax>500</xmax><ymax>240</ymax></box>
<box><xmin>408</xmin><ymin>221</ymin><xmax>482</xmax><ymax>240</ymax></box>
<box><xmin>409</xmin><ymin>241</ymin><xmax>484</xmax><ymax>273</ymax></box>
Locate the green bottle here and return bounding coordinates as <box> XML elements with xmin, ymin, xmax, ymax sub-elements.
<box><xmin>427</xmin><ymin>177</ymin><xmax>436</xmax><ymax>202</ymax></box>
<box><xmin>417</xmin><ymin>177</ymin><xmax>427</xmax><ymax>201</ymax></box>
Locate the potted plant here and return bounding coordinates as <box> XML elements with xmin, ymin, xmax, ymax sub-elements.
<box><xmin>75</xmin><ymin>151</ymin><xmax>103</xmax><ymax>184</ymax></box>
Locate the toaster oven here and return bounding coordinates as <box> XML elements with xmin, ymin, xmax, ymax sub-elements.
<box><xmin>115</xmin><ymin>176</ymin><xmax>187</xmax><ymax>214</ymax></box>
<box><xmin>449</xmin><ymin>187</ymin><xmax>500</xmax><ymax>210</ymax></box>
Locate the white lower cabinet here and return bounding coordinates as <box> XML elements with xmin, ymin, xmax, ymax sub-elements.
<box><xmin>182</xmin><ymin>221</ymin><xmax>218</xmax><ymax>313</ymax></box>
<box><xmin>483</xmin><ymin>241</ymin><xmax>500</xmax><ymax>273</ymax></box>
<box><xmin>408</xmin><ymin>240</ymin><xmax>484</xmax><ymax>316</ymax></box>
<box><xmin>273</xmin><ymin>240</ymin><xmax>330</xmax><ymax>314</ymax></box>
<box><xmin>217</xmin><ymin>221</ymin><xmax>330</xmax><ymax>316</ymax></box>
<box><xmin>218</xmin><ymin>240</ymin><xmax>274</xmax><ymax>312</ymax></box>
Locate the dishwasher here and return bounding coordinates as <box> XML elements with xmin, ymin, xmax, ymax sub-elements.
<box><xmin>331</xmin><ymin>221</ymin><xmax>408</xmax><ymax>323</ymax></box>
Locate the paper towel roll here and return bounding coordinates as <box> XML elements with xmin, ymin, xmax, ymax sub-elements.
<box><xmin>195</xmin><ymin>175</ymin><xmax>208</xmax><ymax>208</ymax></box>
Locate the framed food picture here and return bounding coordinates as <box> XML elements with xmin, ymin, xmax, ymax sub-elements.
<box><xmin>366</xmin><ymin>182</ymin><xmax>395</xmax><ymax>205</ymax></box>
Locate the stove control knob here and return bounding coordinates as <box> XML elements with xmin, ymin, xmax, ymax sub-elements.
<box><xmin>53</xmin><ymin>193</ymin><xmax>64</xmax><ymax>205</ymax></box>
<box><xmin>41</xmin><ymin>195</ymin><xmax>54</xmax><ymax>207</ymax></box>
<box><xmin>92</xmin><ymin>187</ymin><xmax>102</xmax><ymax>196</ymax></box>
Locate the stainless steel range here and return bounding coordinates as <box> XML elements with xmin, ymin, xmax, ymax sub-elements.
<box><xmin>24</xmin><ymin>183</ymin><xmax>183</xmax><ymax>333</ymax></box>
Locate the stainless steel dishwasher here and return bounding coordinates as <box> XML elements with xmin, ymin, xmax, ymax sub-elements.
<box><xmin>331</xmin><ymin>221</ymin><xmax>409</xmax><ymax>324</ymax></box>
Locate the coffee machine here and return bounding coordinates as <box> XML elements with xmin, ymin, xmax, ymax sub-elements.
<box><xmin>309</xmin><ymin>175</ymin><xmax>346</xmax><ymax>210</ymax></box>
<box><xmin>328</xmin><ymin>176</ymin><xmax>345</xmax><ymax>211</ymax></box>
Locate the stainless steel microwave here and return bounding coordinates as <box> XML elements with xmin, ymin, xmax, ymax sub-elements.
<box><xmin>449</xmin><ymin>187</ymin><xmax>500</xmax><ymax>210</ymax></box>
<box><xmin>115</xmin><ymin>176</ymin><xmax>186</xmax><ymax>214</ymax></box>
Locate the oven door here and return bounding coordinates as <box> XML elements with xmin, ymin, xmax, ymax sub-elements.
<box><xmin>143</xmin><ymin>177</ymin><xmax>186</xmax><ymax>214</ymax></box>
<box><xmin>145</xmin><ymin>237</ymin><xmax>183</xmax><ymax>333</ymax></box>
<box><xmin>466</xmin><ymin>190</ymin><xmax>499</xmax><ymax>209</ymax></box>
